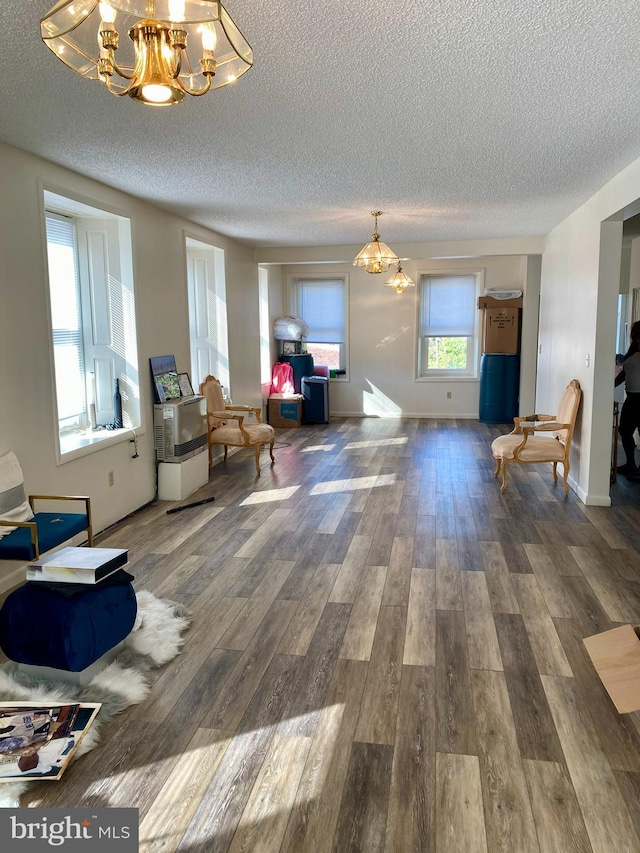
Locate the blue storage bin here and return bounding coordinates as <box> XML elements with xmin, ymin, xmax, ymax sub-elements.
<box><xmin>479</xmin><ymin>353</ymin><xmax>520</xmax><ymax>423</ymax></box>
<box><xmin>301</xmin><ymin>376</ymin><xmax>329</xmax><ymax>424</ymax></box>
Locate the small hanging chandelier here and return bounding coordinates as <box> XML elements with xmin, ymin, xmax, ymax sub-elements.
<box><xmin>385</xmin><ymin>262</ymin><xmax>415</xmax><ymax>294</ymax></box>
<box><xmin>353</xmin><ymin>211</ymin><xmax>399</xmax><ymax>274</ymax></box>
<box><xmin>40</xmin><ymin>1</ymin><xmax>253</xmax><ymax>106</ymax></box>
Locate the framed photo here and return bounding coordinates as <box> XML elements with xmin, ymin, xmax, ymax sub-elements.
<box><xmin>155</xmin><ymin>371</ymin><xmax>181</xmax><ymax>402</ymax></box>
<box><xmin>150</xmin><ymin>355</ymin><xmax>178</xmax><ymax>403</ymax></box>
<box><xmin>154</xmin><ymin>377</ymin><xmax>167</xmax><ymax>404</ymax></box>
<box><xmin>178</xmin><ymin>372</ymin><xmax>194</xmax><ymax>397</ymax></box>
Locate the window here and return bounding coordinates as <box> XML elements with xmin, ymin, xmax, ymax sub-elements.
<box><xmin>45</xmin><ymin>215</ymin><xmax>86</xmax><ymax>431</ymax></box>
<box><xmin>44</xmin><ymin>191</ymin><xmax>140</xmax><ymax>456</ymax></box>
<box><xmin>418</xmin><ymin>273</ymin><xmax>480</xmax><ymax>376</ymax></box>
<box><xmin>186</xmin><ymin>237</ymin><xmax>229</xmax><ymax>393</ymax></box>
<box><xmin>290</xmin><ymin>276</ymin><xmax>347</xmax><ymax>372</ymax></box>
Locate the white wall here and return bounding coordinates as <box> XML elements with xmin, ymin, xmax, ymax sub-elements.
<box><xmin>538</xmin><ymin>155</ymin><xmax>640</xmax><ymax>505</ymax></box>
<box><xmin>280</xmin><ymin>256</ymin><xmax>538</xmax><ymax>419</ymax></box>
<box><xmin>265</xmin><ymin>264</ymin><xmax>284</xmax><ymax>399</ymax></box>
<box><xmin>0</xmin><ymin>142</ymin><xmax>259</xmax><ymax>571</ymax></box>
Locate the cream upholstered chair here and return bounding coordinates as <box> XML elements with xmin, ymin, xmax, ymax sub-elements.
<box><xmin>199</xmin><ymin>376</ymin><xmax>275</xmax><ymax>475</ymax></box>
<box><xmin>491</xmin><ymin>379</ymin><xmax>581</xmax><ymax>494</ymax></box>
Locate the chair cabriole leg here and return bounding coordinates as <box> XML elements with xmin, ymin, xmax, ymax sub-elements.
<box><xmin>500</xmin><ymin>461</ymin><xmax>508</xmax><ymax>493</ymax></box>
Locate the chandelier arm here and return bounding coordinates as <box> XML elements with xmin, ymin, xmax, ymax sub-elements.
<box><xmin>176</xmin><ymin>74</ymin><xmax>214</xmax><ymax>97</ymax></box>
<box><xmin>109</xmin><ymin>57</ymin><xmax>136</xmax><ymax>81</ymax></box>
<box><xmin>169</xmin><ymin>50</ymin><xmax>183</xmax><ymax>81</ymax></box>
<box><xmin>103</xmin><ymin>76</ymin><xmax>135</xmax><ymax>96</ymax></box>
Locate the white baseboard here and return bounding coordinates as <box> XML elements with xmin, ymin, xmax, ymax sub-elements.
<box><xmin>331</xmin><ymin>411</ymin><xmax>480</xmax><ymax>419</ymax></box>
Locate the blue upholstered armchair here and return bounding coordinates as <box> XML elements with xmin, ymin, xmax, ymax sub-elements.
<box><xmin>0</xmin><ymin>451</ymin><xmax>93</xmax><ymax>561</ymax></box>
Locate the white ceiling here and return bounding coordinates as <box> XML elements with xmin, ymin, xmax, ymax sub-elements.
<box><xmin>2</xmin><ymin>1</ymin><xmax>640</xmax><ymax>249</ymax></box>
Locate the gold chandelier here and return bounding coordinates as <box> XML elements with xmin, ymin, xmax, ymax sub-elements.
<box><xmin>385</xmin><ymin>262</ymin><xmax>415</xmax><ymax>294</ymax></box>
<box><xmin>40</xmin><ymin>1</ymin><xmax>253</xmax><ymax>106</ymax></box>
<box><xmin>353</xmin><ymin>211</ymin><xmax>399</xmax><ymax>274</ymax></box>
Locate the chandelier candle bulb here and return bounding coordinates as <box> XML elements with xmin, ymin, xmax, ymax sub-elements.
<box><xmin>201</xmin><ymin>23</ymin><xmax>217</xmax><ymax>57</ymax></box>
<box><xmin>169</xmin><ymin>0</ymin><xmax>186</xmax><ymax>21</ymax></box>
<box><xmin>99</xmin><ymin>2</ymin><xmax>116</xmax><ymax>28</ymax></box>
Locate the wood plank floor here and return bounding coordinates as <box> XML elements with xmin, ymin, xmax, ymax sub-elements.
<box><xmin>13</xmin><ymin>416</ymin><xmax>640</xmax><ymax>852</ymax></box>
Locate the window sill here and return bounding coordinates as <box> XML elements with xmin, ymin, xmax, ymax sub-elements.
<box><xmin>58</xmin><ymin>427</ymin><xmax>141</xmax><ymax>464</ymax></box>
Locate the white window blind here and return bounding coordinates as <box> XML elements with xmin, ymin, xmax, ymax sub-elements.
<box><xmin>295</xmin><ymin>279</ymin><xmax>345</xmax><ymax>343</ymax></box>
<box><xmin>421</xmin><ymin>275</ymin><xmax>476</xmax><ymax>336</ymax></box>
<box><xmin>45</xmin><ymin>214</ymin><xmax>86</xmax><ymax>423</ymax></box>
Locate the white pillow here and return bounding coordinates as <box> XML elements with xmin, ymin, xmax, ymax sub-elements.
<box><xmin>0</xmin><ymin>451</ymin><xmax>34</xmax><ymax>538</ymax></box>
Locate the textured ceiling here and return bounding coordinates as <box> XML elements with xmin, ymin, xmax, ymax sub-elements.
<box><xmin>2</xmin><ymin>1</ymin><xmax>640</xmax><ymax>248</ymax></box>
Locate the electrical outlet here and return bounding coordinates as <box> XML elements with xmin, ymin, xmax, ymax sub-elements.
<box><xmin>447</xmin><ymin>391</ymin><xmax>452</xmax><ymax>399</ymax></box>
<box><xmin>108</xmin><ymin>471</ymin><xmax>114</xmax><ymax>487</ymax></box>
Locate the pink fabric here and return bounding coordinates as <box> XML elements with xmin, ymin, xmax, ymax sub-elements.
<box><xmin>270</xmin><ymin>362</ymin><xmax>295</xmax><ymax>396</ymax></box>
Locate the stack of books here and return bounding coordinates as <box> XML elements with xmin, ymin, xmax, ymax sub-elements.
<box><xmin>26</xmin><ymin>547</ymin><xmax>129</xmax><ymax>585</ymax></box>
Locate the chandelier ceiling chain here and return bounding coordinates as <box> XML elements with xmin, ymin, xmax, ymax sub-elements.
<box><xmin>40</xmin><ymin>0</ymin><xmax>253</xmax><ymax>106</ymax></box>
<box><xmin>353</xmin><ymin>210</ymin><xmax>400</xmax><ymax>274</ymax></box>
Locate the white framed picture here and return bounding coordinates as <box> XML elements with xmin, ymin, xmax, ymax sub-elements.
<box><xmin>178</xmin><ymin>373</ymin><xmax>194</xmax><ymax>397</ymax></box>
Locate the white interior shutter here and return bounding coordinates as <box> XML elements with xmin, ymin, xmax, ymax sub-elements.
<box><xmin>45</xmin><ymin>214</ymin><xmax>86</xmax><ymax>422</ymax></box>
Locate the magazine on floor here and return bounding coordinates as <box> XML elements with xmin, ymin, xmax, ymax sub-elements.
<box><xmin>0</xmin><ymin>702</ymin><xmax>101</xmax><ymax>781</ymax></box>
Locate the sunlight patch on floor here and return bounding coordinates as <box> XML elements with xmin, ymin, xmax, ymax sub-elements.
<box><xmin>344</xmin><ymin>437</ymin><xmax>408</xmax><ymax>449</ymax></box>
<box><xmin>310</xmin><ymin>473</ymin><xmax>397</xmax><ymax>495</ymax></box>
<box><xmin>138</xmin><ymin>729</ymin><xmax>234</xmax><ymax>851</ymax></box>
<box><xmin>362</xmin><ymin>380</ymin><xmax>402</xmax><ymax>417</ymax></box>
<box><xmin>240</xmin><ymin>486</ymin><xmax>301</xmax><ymax>505</ymax></box>
<box><xmin>300</xmin><ymin>444</ymin><xmax>336</xmax><ymax>453</ymax></box>
<box><xmin>139</xmin><ymin>707</ymin><xmax>345</xmax><ymax>851</ymax></box>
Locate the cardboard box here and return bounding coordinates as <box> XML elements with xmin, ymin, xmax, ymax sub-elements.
<box><xmin>268</xmin><ymin>395</ymin><xmax>302</xmax><ymax>428</ymax></box>
<box><xmin>477</xmin><ymin>296</ymin><xmax>523</xmax><ymax>309</ymax></box>
<box><xmin>583</xmin><ymin>625</ymin><xmax>640</xmax><ymax>713</ymax></box>
<box><xmin>483</xmin><ymin>307</ymin><xmax>520</xmax><ymax>354</ymax></box>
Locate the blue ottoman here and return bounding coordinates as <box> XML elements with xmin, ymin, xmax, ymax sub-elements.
<box><xmin>0</xmin><ymin>570</ymin><xmax>137</xmax><ymax>672</ymax></box>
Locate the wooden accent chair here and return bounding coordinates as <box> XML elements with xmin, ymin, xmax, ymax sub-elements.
<box><xmin>0</xmin><ymin>451</ymin><xmax>93</xmax><ymax>561</ymax></box>
<box><xmin>199</xmin><ymin>375</ymin><xmax>275</xmax><ymax>475</ymax></box>
<box><xmin>491</xmin><ymin>379</ymin><xmax>581</xmax><ymax>494</ymax></box>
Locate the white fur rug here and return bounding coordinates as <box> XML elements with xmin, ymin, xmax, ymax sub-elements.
<box><xmin>0</xmin><ymin>589</ymin><xmax>191</xmax><ymax>807</ymax></box>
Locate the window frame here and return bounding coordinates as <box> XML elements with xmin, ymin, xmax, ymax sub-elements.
<box><xmin>416</xmin><ymin>269</ymin><xmax>484</xmax><ymax>380</ymax></box>
<box><xmin>45</xmin><ymin>212</ymin><xmax>88</xmax><ymax>433</ymax></box>
<box><xmin>286</xmin><ymin>273</ymin><xmax>350</xmax><ymax>378</ymax></box>
<box><xmin>42</xmin><ymin>185</ymin><xmax>142</xmax><ymax>463</ymax></box>
<box><xmin>185</xmin><ymin>234</ymin><xmax>229</xmax><ymax>395</ymax></box>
